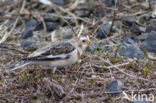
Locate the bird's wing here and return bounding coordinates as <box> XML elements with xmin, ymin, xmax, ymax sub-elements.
<box><xmin>22</xmin><ymin>42</ymin><xmax>76</xmax><ymax>61</ymax></box>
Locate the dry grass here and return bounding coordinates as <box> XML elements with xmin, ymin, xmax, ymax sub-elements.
<box><xmin>0</xmin><ymin>0</ymin><xmax>156</xmax><ymax>102</ymax></box>
<box><xmin>1</xmin><ymin>44</ymin><xmax>156</xmax><ymax>102</ymax></box>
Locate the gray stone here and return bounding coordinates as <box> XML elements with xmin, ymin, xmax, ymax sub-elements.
<box><xmin>20</xmin><ymin>40</ymin><xmax>44</xmax><ymax>51</ymax></box>
<box><xmin>139</xmin><ymin>14</ymin><xmax>151</xmax><ymax>24</ymax></box>
<box><xmin>45</xmin><ymin>22</ymin><xmax>58</xmax><ymax>31</ymax></box>
<box><xmin>104</xmin><ymin>0</ymin><xmax>119</xmax><ymax>6</ymax></box>
<box><xmin>21</xmin><ymin>28</ymin><xmax>33</xmax><ymax>39</ymax></box>
<box><xmin>21</xmin><ymin>19</ymin><xmax>39</xmax><ymax>39</ymax></box>
<box><xmin>53</xmin><ymin>0</ymin><xmax>64</xmax><ymax>5</ymax></box>
<box><xmin>118</xmin><ymin>39</ymin><xmax>145</xmax><ymax>59</ymax></box>
<box><xmin>124</xmin><ymin>34</ymin><xmax>137</xmax><ymax>41</ymax></box>
<box><xmin>35</xmin><ymin>22</ymin><xmax>58</xmax><ymax>32</ymax></box>
<box><xmin>131</xmin><ymin>99</ymin><xmax>150</xmax><ymax>103</ymax></box>
<box><xmin>122</xmin><ymin>16</ymin><xmax>135</xmax><ymax>26</ymax></box>
<box><xmin>106</xmin><ymin>79</ymin><xmax>124</xmax><ymax>92</ymax></box>
<box><xmin>146</xmin><ymin>19</ymin><xmax>156</xmax><ymax>32</ymax></box>
<box><xmin>96</xmin><ymin>23</ymin><xmax>111</xmax><ymax>39</ymax></box>
<box><xmin>26</xmin><ymin>19</ymin><xmax>38</xmax><ymax>28</ymax></box>
<box><xmin>136</xmin><ymin>33</ymin><xmax>148</xmax><ymax>41</ymax></box>
<box><xmin>4</xmin><ymin>20</ymin><xmax>15</xmax><ymax>26</ymax></box>
<box><xmin>75</xmin><ymin>10</ymin><xmax>89</xmax><ymax>17</ymax></box>
<box><xmin>62</xmin><ymin>35</ymin><xmax>72</xmax><ymax>40</ymax></box>
<box><xmin>77</xmin><ymin>5</ymin><xmax>89</xmax><ymax>10</ymax></box>
<box><xmin>130</xmin><ymin>23</ymin><xmax>145</xmax><ymax>34</ymax></box>
<box><xmin>140</xmin><ymin>31</ymin><xmax>156</xmax><ymax>53</ymax></box>
<box><xmin>86</xmin><ymin>41</ymin><xmax>98</xmax><ymax>52</ymax></box>
<box><xmin>44</xmin><ymin>14</ymin><xmax>59</xmax><ymax>22</ymax></box>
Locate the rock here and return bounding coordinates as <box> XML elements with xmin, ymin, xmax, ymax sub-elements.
<box><xmin>114</xmin><ymin>20</ymin><xmax>122</xmax><ymax>28</ymax></box>
<box><xmin>0</xmin><ymin>12</ymin><xmax>4</xmax><ymax>22</ymax></box>
<box><xmin>146</xmin><ymin>19</ymin><xmax>156</xmax><ymax>32</ymax></box>
<box><xmin>131</xmin><ymin>99</ymin><xmax>150</xmax><ymax>103</ymax></box>
<box><xmin>75</xmin><ymin>10</ymin><xmax>89</xmax><ymax>17</ymax></box>
<box><xmin>21</xmin><ymin>28</ymin><xmax>33</xmax><ymax>39</ymax></box>
<box><xmin>106</xmin><ymin>79</ymin><xmax>124</xmax><ymax>92</ymax></box>
<box><xmin>52</xmin><ymin>0</ymin><xmax>64</xmax><ymax>5</ymax></box>
<box><xmin>130</xmin><ymin>23</ymin><xmax>145</xmax><ymax>34</ymax></box>
<box><xmin>122</xmin><ymin>16</ymin><xmax>135</xmax><ymax>26</ymax></box>
<box><xmin>25</xmin><ymin>19</ymin><xmax>38</xmax><ymax>28</ymax></box>
<box><xmin>0</xmin><ymin>12</ymin><xmax>3</xmax><ymax>16</ymax></box>
<box><xmin>124</xmin><ymin>34</ymin><xmax>137</xmax><ymax>41</ymax></box>
<box><xmin>45</xmin><ymin>22</ymin><xmax>58</xmax><ymax>31</ymax></box>
<box><xmin>136</xmin><ymin>33</ymin><xmax>148</xmax><ymax>41</ymax></box>
<box><xmin>4</xmin><ymin>20</ymin><xmax>15</xmax><ymax>26</ymax></box>
<box><xmin>21</xmin><ymin>19</ymin><xmax>39</xmax><ymax>39</ymax></box>
<box><xmin>44</xmin><ymin>14</ymin><xmax>59</xmax><ymax>22</ymax></box>
<box><xmin>62</xmin><ymin>35</ymin><xmax>72</xmax><ymax>40</ymax></box>
<box><xmin>104</xmin><ymin>0</ymin><xmax>119</xmax><ymax>6</ymax></box>
<box><xmin>45</xmin><ymin>7</ymin><xmax>55</xmax><ymax>13</ymax></box>
<box><xmin>139</xmin><ymin>14</ymin><xmax>151</xmax><ymax>24</ymax></box>
<box><xmin>20</xmin><ymin>40</ymin><xmax>44</xmax><ymax>51</ymax></box>
<box><xmin>96</xmin><ymin>21</ymin><xmax>119</xmax><ymax>39</ymax></box>
<box><xmin>74</xmin><ymin>5</ymin><xmax>90</xmax><ymax>17</ymax></box>
<box><xmin>35</xmin><ymin>22</ymin><xmax>58</xmax><ymax>31</ymax></box>
<box><xmin>140</xmin><ymin>31</ymin><xmax>156</xmax><ymax>53</ymax></box>
<box><xmin>96</xmin><ymin>23</ymin><xmax>111</xmax><ymax>39</ymax></box>
<box><xmin>118</xmin><ymin>38</ymin><xmax>145</xmax><ymax>59</ymax></box>
<box><xmin>77</xmin><ymin>5</ymin><xmax>89</xmax><ymax>10</ymax></box>
<box><xmin>95</xmin><ymin>7</ymin><xmax>106</xmax><ymax>17</ymax></box>
<box><xmin>86</xmin><ymin>41</ymin><xmax>98</xmax><ymax>52</ymax></box>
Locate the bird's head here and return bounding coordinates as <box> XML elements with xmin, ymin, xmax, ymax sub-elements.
<box><xmin>70</xmin><ymin>36</ymin><xmax>92</xmax><ymax>51</ymax></box>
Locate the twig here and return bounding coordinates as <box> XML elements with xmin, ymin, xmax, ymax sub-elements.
<box><xmin>19</xmin><ymin>0</ymin><xmax>26</xmax><ymax>14</ymax></box>
<box><xmin>148</xmin><ymin>0</ymin><xmax>152</xmax><ymax>10</ymax></box>
<box><xmin>63</xmin><ymin>64</ymin><xmax>87</xmax><ymax>102</ymax></box>
<box><xmin>69</xmin><ymin>87</ymin><xmax>156</xmax><ymax>99</ymax></box>
<box><xmin>108</xmin><ymin>9</ymin><xmax>116</xmax><ymax>37</ymax></box>
<box><xmin>144</xmin><ymin>49</ymin><xmax>156</xmax><ymax>61</ymax></box>
<box><xmin>49</xmin><ymin>4</ymin><xmax>77</xmax><ymax>36</ymax></box>
<box><xmin>31</xmin><ymin>12</ymin><xmax>47</xmax><ymax>31</ymax></box>
<box><xmin>51</xmin><ymin>3</ymin><xmax>92</xmax><ymax>24</ymax></box>
<box><xmin>42</xmin><ymin>78</ymin><xmax>66</xmax><ymax>98</ymax></box>
<box><xmin>0</xmin><ymin>17</ymin><xmax>19</xmax><ymax>44</ymax></box>
<box><xmin>28</xmin><ymin>0</ymin><xmax>32</xmax><ymax>18</ymax></box>
<box><xmin>99</xmin><ymin>57</ymin><xmax>149</xmax><ymax>81</ymax></box>
<box><xmin>62</xmin><ymin>19</ymin><xmax>77</xmax><ymax>35</ymax></box>
<box><xmin>77</xmin><ymin>24</ymin><xmax>84</xmax><ymax>37</ymax></box>
<box><xmin>95</xmin><ymin>64</ymin><xmax>114</xmax><ymax>79</ymax></box>
<box><xmin>0</xmin><ymin>45</ymin><xmax>28</xmax><ymax>54</ymax></box>
<box><xmin>68</xmin><ymin>79</ymin><xmax>79</xmax><ymax>94</ymax></box>
<box><xmin>94</xmin><ymin>62</ymin><xmax>130</xmax><ymax>70</ymax></box>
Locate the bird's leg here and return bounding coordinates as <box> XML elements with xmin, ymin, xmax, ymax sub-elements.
<box><xmin>52</xmin><ymin>66</ymin><xmax>57</xmax><ymax>73</ymax></box>
<box><xmin>78</xmin><ymin>59</ymin><xmax>82</xmax><ymax>63</ymax></box>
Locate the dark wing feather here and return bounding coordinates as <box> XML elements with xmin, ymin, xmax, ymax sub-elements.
<box><xmin>41</xmin><ymin>42</ymin><xmax>75</xmax><ymax>56</ymax></box>
<box><xmin>22</xmin><ymin>42</ymin><xmax>75</xmax><ymax>61</ymax></box>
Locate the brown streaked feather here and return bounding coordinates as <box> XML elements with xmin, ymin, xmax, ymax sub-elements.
<box><xmin>25</xmin><ymin>42</ymin><xmax>75</xmax><ymax>61</ymax></box>
<box><xmin>41</xmin><ymin>42</ymin><xmax>75</xmax><ymax>56</ymax></box>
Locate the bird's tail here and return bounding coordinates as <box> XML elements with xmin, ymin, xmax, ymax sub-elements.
<box><xmin>8</xmin><ymin>61</ymin><xmax>31</xmax><ymax>72</ymax></box>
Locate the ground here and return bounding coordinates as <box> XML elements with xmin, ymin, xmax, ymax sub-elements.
<box><xmin>0</xmin><ymin>0</ymin><xmax>156</xmax><ymax>103</ymax></box>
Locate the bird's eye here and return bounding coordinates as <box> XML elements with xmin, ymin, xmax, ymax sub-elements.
<box><xmin>82</xmin><ymin>40</ymin><xmax>86</xmax><ymax>43</ymax></box>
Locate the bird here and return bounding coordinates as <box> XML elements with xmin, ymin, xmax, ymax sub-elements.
<box><xmin>8</xmin><ymin>36</ymin><xmax>92</xmax><ymax>71</ymax></box>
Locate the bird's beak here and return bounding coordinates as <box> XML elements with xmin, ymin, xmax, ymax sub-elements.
<box><xmin>87</xmin><ymin>40</ymin><xmax>92</xmax><ymax>45</ymax></box>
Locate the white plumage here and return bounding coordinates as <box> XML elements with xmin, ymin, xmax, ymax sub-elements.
<box><xmin>8</xmin><ymin>36</ymin><xmax>91</xmax><ymax>71</ymax></box>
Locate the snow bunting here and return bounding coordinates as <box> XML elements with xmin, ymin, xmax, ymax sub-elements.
<box><xmin>8</xmin><ymin>36</ymin><xmax>92</xmax><ymax>71</ymax></box>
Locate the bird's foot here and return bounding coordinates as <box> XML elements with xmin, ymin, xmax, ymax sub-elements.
<box><xmin>52</xmin><ymin>67</ymin><xmax>57</xmax><ymax>73</ymax></box>
<box><xmin>78</xmin><ymin>59</ymin><xmax>82</xmax><ymax>63</ymax></box>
